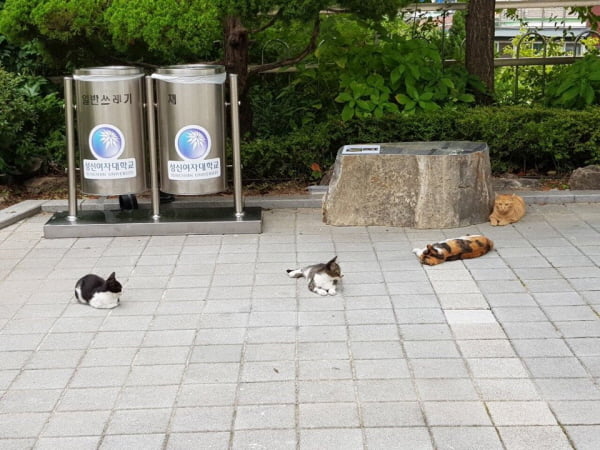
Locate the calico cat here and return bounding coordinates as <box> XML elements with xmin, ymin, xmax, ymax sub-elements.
<box><xmin>74</xmin><ymin>272</ymin><xmax>122</xmax><ymax>309</ymax></box>
<box><xmin>489</xmin><ymin>193</ymin><xmax>526</xmax><ymax>226</ymax></box>
<box><xmin>413</xmin><ymin>235</ymin><xmax>494</xmax><ymax>266</ymax></box>
<box><xmin>287</xmin><ymin>256</ymin><xmax>343</xmax><ymax>296</ymax></box>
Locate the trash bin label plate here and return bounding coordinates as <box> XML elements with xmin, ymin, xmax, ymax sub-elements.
<box><xmin>167</xmin><ymin>158</ymin><xmax>221</xmax><ymax>180</ymax></box>
<box><xmin>83</xmin><ymin>158</ymin><xmax>137</xmax><ymax>179</ymax></box>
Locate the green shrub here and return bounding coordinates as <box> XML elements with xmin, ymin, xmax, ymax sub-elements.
<box><xmin>241</xmin><ymin>122</ymin><xmax>336</xmax><ymax>181</ymax></box>
<box><xmin>545</xmin><ymin>54</ymin><xmax>600</xmax><ymax>109</ymax></box>
<box><xmin>0</xmin><ymin>68</ymin><xmax>64</xmax><ymax>176</ymax></box>
<box><xmin>333</xmin><ymin>37</ymin><xmax>476</xmax><ymax>120</ymax></box>
<box><xmin>240</xmin><ymin>106</ymin><xmax>600</xmax><ymax>181</ymax></box>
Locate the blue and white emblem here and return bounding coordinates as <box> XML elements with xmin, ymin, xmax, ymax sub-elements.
<box><xmin>175</xmin><ymin>125</ymin><xmax>211</xmax><ymax>160</ymax></box>
<box><xmin>89</xmin><ymin>124</ymin><xmax>125</xmax><ymax>160</ymax></box>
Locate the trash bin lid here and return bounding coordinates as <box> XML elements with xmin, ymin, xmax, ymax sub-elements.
<box><xmin>152</xmin><ymin>64</ymin><xmax>226</xmax><ymax>84</ymax></box>
<box><xmin>74</xmin><ymin>66</ymin><xmax>144</xmax><ymax>81</ymax></box>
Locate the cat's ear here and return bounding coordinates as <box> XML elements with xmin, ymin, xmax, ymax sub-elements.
<box><xmin>326</xmin><ymin>256</ymin><xmax>338</xmax><ymax>265</ymax></box>
<box><xmin>425</xmin><ymin>244</ymin><xmax>436</xmax><ymax>255</ymax></box>
<box><xmin>107</xmin><ymin>272</ymin><xmax>116</xmax><ymax>280</ymax></box>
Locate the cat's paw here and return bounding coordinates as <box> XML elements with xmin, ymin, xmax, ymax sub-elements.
<box><xmin>327</xmin><ymin>288</ymin><xmax>337</xmax><ymax>295</ymax></box>
<box><xmin>89</xmin><ymin>298</ymin><xmax>120</xmax><ymax>309</ymax></box>
<box><xmin>314</xmin><ymin>288</ymin><xmax>328</xmax><ymax>296</ymax></box>
<box><xmin>287</xmin><ymin>269</ymin><xmax>302</xmax><ymax>278</ymax></box>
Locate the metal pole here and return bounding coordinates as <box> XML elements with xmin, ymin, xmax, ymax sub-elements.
<box><xmin>64</xmin><ymin>77</ymin><xmax>77</xmax><ymax>221</ymax></box>
<box><xmin>229</xmin><ymin>73</ymin><xmax>244</xmax><ymax>218</ymax></box>
<box><xmin>145</xmin><ymin>76</ymin><xmax>160</xmax><ymax>219</ymax></box>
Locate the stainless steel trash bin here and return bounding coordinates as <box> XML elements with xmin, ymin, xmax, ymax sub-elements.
<box><xmin>74</xmin><ymin>66</ymin><xmax>147</xmax><ymax>195</ymax></box>
<box><xmin>152</xmin><ymin>64</ymin><xmax>227</xmax><ymax>195</ymax></box>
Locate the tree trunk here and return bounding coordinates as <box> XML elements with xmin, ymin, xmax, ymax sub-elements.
<box><xmin>223</xmin><ymin>16</ymin><xmax>252</xmax><ymax>136</ymax></box>
<box><xmin>465</xmin><ymin>0</ymin><xmax>495</xmax><ymax>104</ymax></box>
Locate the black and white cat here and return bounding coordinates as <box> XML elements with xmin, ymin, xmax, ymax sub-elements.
<box><xmin>287</xmin><ymin>256</ymin><xmax>343</xmax><ymax>296</ymax></box>
<box><xmin>74</xmin><ymin>272</ymin><xmax>122</xmax><ymax>309</ymax></box>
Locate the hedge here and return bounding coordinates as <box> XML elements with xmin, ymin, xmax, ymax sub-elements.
<box><xmin>240</xmin><ymin>106</ymin><xmax>600</xmax><ymax>181</ymax></box>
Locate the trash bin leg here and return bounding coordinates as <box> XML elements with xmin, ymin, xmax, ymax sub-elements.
<box><xmin>145</xmin><ymin>76</ymin><xmax>160</xmax><ymax>219</ymax></box>
<box><xmin>64</xmin><ymin>77</ymin><xmax>78</xmax><ymax>221</ymax></box>
<box><xmin>229</xmin><ymin>73</ymin><xmax>244</xmax><ymax>218</ymax></box>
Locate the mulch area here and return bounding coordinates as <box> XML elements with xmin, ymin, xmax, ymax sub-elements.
<box><xmin>0</xmin><ymin>173</ymin><xmax>570</xmax><ymax>211</ymax></box>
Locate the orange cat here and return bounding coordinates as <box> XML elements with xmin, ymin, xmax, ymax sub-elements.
<box><xmin>489</xmin><ymin>194</ymin><xmax>526</xmax><ymax>226</ymax></box>
<box><xmin>412</xmin><ymin>235</ymin><xmax>494</xmax><ymax>266</ymax></box>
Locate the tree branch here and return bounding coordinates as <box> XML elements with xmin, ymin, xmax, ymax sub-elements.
<box><xmin>250</xmin><ymin>8</ymin><xmax>284</xmax><ymax>34</ymax></box>
<box><xmin>106</xmin><ymin>55</ymin><xmax>158</xmax><ymax>69</ymax></box>
<box><xmin>249</xmin><ymin>17</ymin><xmax>320</xmax><ymax>75</ymax></box>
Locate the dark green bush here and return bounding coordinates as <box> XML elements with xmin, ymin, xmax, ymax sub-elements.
<box><xmin>0</xmin><ymin>68</ymin><xmax>64</xmax><ymax>177</ymax></box>
<box><xmin>241</xmin><ymin>106</ymin><xmax>600</xmax><ymax>181</ymax></box>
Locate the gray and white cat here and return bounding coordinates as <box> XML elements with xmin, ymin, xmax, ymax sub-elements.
<box><xmin>287</xmin><ymin>256</ymin><xmax>343</xmax><ymax>296</ymax></box>
<box><xmin>74</xmin><ymin>272</ymin><xmax>122</xmax><ymax>309</ymax></box>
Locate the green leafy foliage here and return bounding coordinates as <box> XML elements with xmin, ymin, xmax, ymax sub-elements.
<box><xmin>0</xmin><ymin>0</ymin><xmax>412</xmax><ymax>68</ymax></box>
<box><xmin>0</xmin><ymin>69</ymin><xmax>64</xmax><ymax>176</ymax></box>
<box><xmin>250</xmin><ymin>70</ymin><xmax>330</xmax><ymax>137</ymax></box>
<box><xmin>106</xmin><ymin>0</ymin><xmax>221</xmax><ymax>63</ymax></box>
<box><xmin>0</xmin><ymin>35</ymin><xmax>49</xmax><ymax>75</ymax></box>
<box><xmin>495</xmin><ymin>29</ymin><xmax>567</xmax><ymax>105</ymax></box>
<box><xmin>545</xmin><ymin>53</ymin><xmax>600</xmax><ymax>109</ymax></box>
<box><xmin>241</xmin><ymin>121</ymin><xmax>336</xmax><ymax>182</ymax></box>
<box><xmin>332</xmin><ymin>36</ymin><xmax>476</xmax><ymax>119</ymax></box>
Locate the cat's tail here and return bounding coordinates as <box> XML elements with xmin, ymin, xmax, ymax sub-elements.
<box><xmin>286</xmin><ymin>269</ymin><xmax>304</xmax><ymax>278</ymax></box>
<box><xmin>74</xmin><ymin>288</ymin><xmax>88</xmax><ymax>305</ymax></box>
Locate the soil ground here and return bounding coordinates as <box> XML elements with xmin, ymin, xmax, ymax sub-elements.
<box><xmin>0</xmin><ymin>173</ymin><xmax>571</xmax><ymax>211</ymax></box>
<box><xmin>0</xmin><ymin>176</ymin><xmax>310</xmax><ymax>210</ymax></box>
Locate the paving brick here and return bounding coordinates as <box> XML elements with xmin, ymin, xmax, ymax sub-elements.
<box><xmin>467</xmin><ymin>357</ymin><xmax>529</xmax><ymax>378</ymax></box>
<box><xmin>431</xmin><ymin>427</ymin><xmax>503</xmax><ymax>450</ymax></box>
<box><xmin>299</xmin><ymin>402</ymin><xmax>359</xmax><ymax>428</ymax></box>
<box><xmin>356</xmin><ymin>379</ymin><xmax>418</xmax><ymax>402</ymax></box>
<box><xmin>57</xmin><ymin>387</ymin><xmax>120</xmax><ymax>411</ymax></box>
<box><xmin>125</xmin><ymin>364</ymin><xmax>185</xmax><ymax>386</ymax></box>
<box><xmin>564</xmin><ymin>425</ymin><xmax>600</xmax><ymax>450</ymax></box>
<box><xmin>105</xmin><ymin>408</ymin><xmax>171</xmax><ymax>434</ymax></box>
<box><xmin>353</xmin><ymin>358</ymin><xmax>410</xmax><ymax>379</ymax></box>
<box><xmin>41</xmin><ymin>410</ymin><xmax>111</xmax><ymax>437</ymax></box>
<box><xmin>487</xmin><ymin>401</ymin><xmax>557</xmax><ymax>425</ymax></box>
<box><xmin>0</xmin><ymin>389</ymin><xmax>61</xmax><ymax>413</ymax></box>
<box><xmin>492</xmin><ymin>306</ymin><xmax>548</xmax><ymax>322</ymax></box>
<box><xmin>99</xmin><ymin>434</ymin><xmax>165</xmax><ymax>450</ymax></box>
<box><xmin>171</xmin><ymin>407</ymin><xmax>234</xmax><ymax>433</ymax></box>
<box><xmin>298</xmin><ymin>359</ymin><xmax>352</xmax><ymax>380</ymax></box>
<box><xmin>177</xmin><ymin>383</ymin><xmax>237</xmax><ymax>407</ymax></box>
<box><xmin>512</xmin><ymin>339</ymin><xmax>574</xmax><ymax>357</ymax></box>
<box><xmin>365</xmin><ymin>427</ymin><xmax>433</xmax><ymax>449</ymax></box>
<box><xmin>404</xmin><ymin>340</ymin><xmax>460</xmax><ymax>358</ymax></box>
<box><xmin>475</xmin><ymin>378</ymin><xmax>541</xmax><ymax>401</ymax></box>
<box><xmin>497</xmin><ymin>426</ymin><xmax>572</xmax><ymax>450</ymax></box>
<box><xmin>423</xmin><ymin>401</ymin><xmax>491</xmax><ymax>426</ymax></box>
<box><xmin>231</xmin><ymin>429</ymin><xmax>296</xmax><ymax>450</ymax></box>
<box><xmin>37</xmin><ymin>436</ymin><xmax>100</xmax><ymax>450</ymax></box>
<box><xmin>11</xmin><ymin>368</ymin><xmax>73</xmax><ymax>390</ymax></box>
<box><xmin>534</xmin><ymin>378</ymin><xmax>600</xmax><ymax>400</ymax></box>
<box><xmin>524</xmin><ymin>357</ymin><xmax>589</xmax><ymax>378</ymax></box>
<box><xmin>411</xmin><ymin>358</ymin><xmax>469</xmax><ymax>379</ymax></box>
<box><xmin>361</xmin><ymin>401</ymin><xmax>424</xmax><ymax>427</ymax></box>
<box><xmin>166</xmin><ymin>431</ymin><xmax>230</xmax><ymax>449</ymax></box>
<box><xmin>415</xmin><ymin>379</ymin><xmax>478</xmax><ymax>401</ymax></box>
<box><xmin>299</xmin><ymin>428</ymin><xmax>363</xmax><ymax>450</ymax></box>
<box><xmin>550</xmin><ymin>400</ymin><xmax>600</xmax><ymax>425</ymax></box>
<box><xmin>457</xmin><ymin>339</ymin><xmax>516</xmax><ymax>358</ymax></box>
